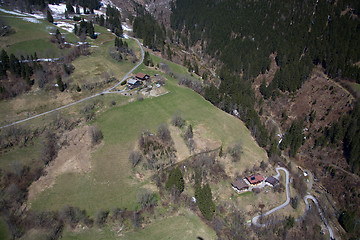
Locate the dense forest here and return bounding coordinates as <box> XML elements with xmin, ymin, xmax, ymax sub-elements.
<box><xmin>170</xmin><ymin>0</ymin><xmax>360</xmax><ymax>236</ymax></box>
<box><xmin>171</xmin><ymin>0</ymin><xmax>360</xmax><ymax>91</ymax></box>
<box><xmin>317</xmin><ymin>102</ymin><xmax>360</xmax><ymax>174</ymax></box>
<box><xmin>171</xmin><ymin>0</ymin><xmax>360</xmax><ymax>158</ymax></box>
<box><xmin>133</xmin><ymin>5</ymin><xmax>165</xmax><ymax>51</ymax></box>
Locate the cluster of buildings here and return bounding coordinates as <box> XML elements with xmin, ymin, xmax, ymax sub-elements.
<box><xmin>127</xmin><ymin>72</ymin><xmax>150</xmax><ymax>89</ymax></box>
<box><xmin>231</xmin><ymin>173</ymin><xmax>279</xmax><ymax>193</ymax></box>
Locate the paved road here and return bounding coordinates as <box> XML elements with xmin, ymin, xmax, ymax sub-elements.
<box><xmin>252</xmin><ymin>166</ymin><xmax>335</xmax><ymax>239</ymax></box>
<box><xmin>304</xmin><ymin>195</ymin><xmax>335</xmax><ymax>239</ymax></box>
<box><xmin>252</xmin><ymin>167</ymin><xmax>290</xmax><ymax>227</ymax></box>
<box><xmin>0</xmin><ymin>36</ymin><xmax>144</xmax><ymax>129</ymax></box>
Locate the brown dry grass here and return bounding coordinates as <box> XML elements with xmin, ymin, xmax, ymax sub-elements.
<box><xmin>27</xmin><ymin>125</ymin><xmax>100</xmax><ymax>202</ymax></box>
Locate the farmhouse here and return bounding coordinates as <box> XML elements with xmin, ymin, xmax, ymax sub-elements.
<box><xmin>246</xmin><ymin>173</ymin><xmax>264</xmax><ymax>185</ymax></box>
<box><xmin>135</xmin><ymin>72</ymin><xmax>150</xmax><ymax>81</ymax></box>
<box><xmin>127</xmin><ymin>78</ymin><xmax>142</xmax><ymax>89</ymax></box>
<box><xmin>232</xmin><ymin>178</ymin><xmax>249</xmax><ymax>193</ymax></box>
<box><xmin>265</xmin><ymin>176</ymin><xmax>279</xmax><ymax>187</ymax></box>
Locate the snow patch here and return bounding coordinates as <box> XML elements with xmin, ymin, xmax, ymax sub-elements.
<box><xmin>0</xmin><ymin>7</ymin><xmax>44</xmax><ymax>19</ymax></box>
<box><xmin>22</xmin><ymin>17</ymin><xmax>40</xmax><ymax>23</ymax></box>
<box><xmin>55</xmin><ymin>21</ymin><xmax>74</xmax><ymax>32</ymax></box>
<box><xmin>48</xmin><ymin>3</ymin><xmax>67</xmax><ymax>19</ymax></box>
<box><xmin>101</xmin><ymin>0</ymin><xmax>121</xmax><ymax>12</ymax></box>
<box><xmin>122</xmin><ymin>23</ymin><xmax>132</xmax><ymax>32</ymax></box>
<box><xmin>0</xmin><ymin>8</ymin><xmax>28</xmax><ymax>17</ymax></box>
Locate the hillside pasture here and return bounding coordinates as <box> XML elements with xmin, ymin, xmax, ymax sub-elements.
<box><xmin>29</xmin><ymin>58</ymin><xmax>267</xmax><ymax>216</ymax></box>
<box><xmin>0</xmin><ymin>10</ymin><xmax>77</xmax><ymax>57</ymax></box>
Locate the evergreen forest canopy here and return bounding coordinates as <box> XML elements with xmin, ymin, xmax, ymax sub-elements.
<box><xmin>171</xmin><ymin>0</ymin><xmax>360</xmax><ymax>94</ymax></box>
<box><xmin>133</xmin><ymin>5</ymin><xmax>166</xmax><ymax>50</ymax></box>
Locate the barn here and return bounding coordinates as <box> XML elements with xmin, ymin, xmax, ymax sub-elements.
<box><xmin>135</xmin><ymin>72</ymin><xmax>150</xmax><ymax>81</ymax></box>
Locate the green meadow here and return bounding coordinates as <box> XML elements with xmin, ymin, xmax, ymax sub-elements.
<box><xmin>30</xmin><ymin>56</ymin><xmax>266</xmax><ymax>215</ymax></box>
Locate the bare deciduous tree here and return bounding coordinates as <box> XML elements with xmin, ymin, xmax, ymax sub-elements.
<box><xmin>95</xmin><ymin>209</ymin><xmax>109</xmax><ymax>227</ymax></box>
<box><xmin>136</xmin><ymin>189</ymin><xmax>157</xmax><ymax>209</ymax></box>
<box><xmin>228</xmin><ymin>142</ymin><xmax>243</xmax><ymax>162</ymax></box>
<box><xmin>129</xmin><ymin>151</ymin><xmax>143</xmax><ymax>168</ymax></box>
<box><xmin>41</xmin><ymin>131</ymin><xmax>57</xmax><ymax>165</ymax></box>
<box><xmin>89</xmin><ymin>125</ymin><xmax>103</xmax><ymax>145</ymax></box>
<box><xmin>157</xmin><ymin>123</ymin><xmax>172</xmax><ymax>144</ymax></box>
<box><xmin>171</xmin><ymin>112</ymin><xmax>185</xmax><ymax>128</ymax></box>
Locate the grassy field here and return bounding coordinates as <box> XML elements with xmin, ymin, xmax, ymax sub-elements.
<box><xmin>0</xmin><ymin>11</ymin><xmax>76</xmax><ymax>57</ymax></box>
<box><xmin>71</xmin><ymin>40</ymin><xmax>137</xmax><ymax>85</ymax></box>
<box><xmin>0</xmin><ymin>217</ymin><xmax>10</xmax><ymax>240</ymax></box>
<box><xmin>350</xmin><ymin>82</ymin><xmax>360</xmax><ymax>98</ymax></box>
<box><xmin>29</xmin><ymin>55</ymin><xmax>267</xmax><ymax>216</ymax></box>
<box><xmin>61</xmin><ymin>208</ymin><xmax>216</xmax><ymax>240</ymax></box>
<box><xmin>0</xmin><ymin>20</ymin><xmax>138</xmax><ymax>127</ymax></box>
<box><xmin>0</xmin><ymin>137</ymin><xmax>42</xmax><ymax>171</ymax></box>
<box><xmin>123</xmin><ymin>208</ymin><xmax>216</xmax><ymax>240</ymax></box>
<box><xmin>2</xmin><ymin>32</ymin><xmax>268</xmax><ymax>238</ymax></box>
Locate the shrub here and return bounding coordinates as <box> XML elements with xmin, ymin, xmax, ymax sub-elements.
<box><xmin>157</xmin><ymin>123</ymin><xmax>172</xmax><ymax>144</ymax></box>
<box><xmin>171</xmin><ymin>112</ymin><xmax>185</xmax><ymax>128</ymax></box>
<box><xmin>136</xmin><ymin>189</ymin><xmax>157</xmax><ymax>209</ymax></box>
<box><xmin>73</xmin><ymin>16</ymin><xmax>81</xmax><ymax>21</ymax></box>
<box><xmin>184</xmin><ymin>124</ymin><xmax>193</xmax><ymax>140</ymax></box>
<box><xmin>89</xmin><ymin>125</ymin><xmax>103</xmax><ymax>145</ymax></box>
<box><xmin>228</xmin><ymin>142</ymin><xmax>243</xmax><ymax>162</ymax></box>
<box><xmin>165</xmin><ymin>167</ymin><xmax>184</xmax><ymax>194</ymax></box>
<box><xmin>95</xmin><ymin>210</ymin><xmax>109</xmax><ymax>227</ymax></box>
<box><xmin>41</xmin><ymin>131</ymin><xmax>57</xmax><ymax>165</ymax></box>
<box><xmin>129</xmin><ymin>151</ymin><xmax>143</xmax><ymax>167</ymax></box>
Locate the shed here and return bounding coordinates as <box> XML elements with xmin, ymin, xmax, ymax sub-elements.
<box><xmin>135</xmin><ymin>72</ymin><xmax>150</xmax><ymax>81</ymax></box>
<box><xmin>246</xmin><ymin>173</ymin><xmax>264</xmax><ymax>185</ymax></box>
<box><xmin>232</xmin><ymin>178</ymin><xmax>249</xmax><ymax>193</ymax></box>
<box><xmin>265</xmin><ymin>176</ymin><xmax>279</xmax><ymax>187</ymax></box>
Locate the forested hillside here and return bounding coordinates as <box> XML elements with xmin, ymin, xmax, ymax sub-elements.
<box><xmin>171</xmin><ymin>0</ymin><xmax>360</xmax><ymax>88</ymax></box>
<box><xmin>170</xmin><ymin>0</ymin><xmax>360</xmax><ymax>167</ymax></box>
<box><xmin>170</xmin><ymin>0</ymin><xmax>360</xmax><ymax>238</ymax></box>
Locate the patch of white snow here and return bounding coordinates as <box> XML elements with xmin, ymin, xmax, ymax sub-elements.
<box><xmin>55</xmin><ymin>21</ymin><xmax>74</xmax><ymax>32</ymax></box>
<box><xmin>122</xmin><ymin>23</ymin><xmax>132</xmax><ymax>32</ymax></box>
<box><xmin>22</xmin><ymin>17</ymin><xmax>40</xmax><ymax>23</ymax></box>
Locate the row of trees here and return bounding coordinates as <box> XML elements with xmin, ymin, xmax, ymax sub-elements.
<box><xmin>66</xmin><ymin>0</ymin><xmax>101</xmax><ymax>14</ymax></box>
<box><xmin>0</xmin><ymin>49</ymin><xmax>33</xmax><ymax>84</ymax></box>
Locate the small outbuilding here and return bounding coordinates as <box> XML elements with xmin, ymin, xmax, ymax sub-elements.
<box><xmin>232</xmin><ymin>178</ymin><xmax>249</xmax><ymax>193</ymax></box>
<box><xmin>246</xmin><ymin>173</ymin><xmax>264</xmax><ymax>185</ymax></box>
<box><xmin>135</xmin><ymin>72</ymin><xmax>150</xmax><ymax>81</ymax></box>
<box><xmin>265</xmin><ymin>176</ymin><xmax>279</xmax><ymax>187</ymax></box>
<box><xmin>127</xmin><ymin>78</ymin><xmax>142</xmax><ymax>89</ymax></box>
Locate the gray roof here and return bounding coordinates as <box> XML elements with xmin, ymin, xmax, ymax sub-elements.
<box><xmin>265</xmin><ymin>176</ymin><xmax>279</xmax><ymax>185</ymax></box>
<box><xmin>232</xmin><ymin>178</ymin><xmax>249</xmax><ymax>190</ymax></box>
<box><xmin>128</xmin><ymin>79</ymin><xmax>139</xmax><ymax>85</ymax></box>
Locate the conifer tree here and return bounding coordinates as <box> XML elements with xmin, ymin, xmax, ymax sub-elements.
<box><xmin>47</xmin><ymin>10</ymin><xmax>54</xmax><ymax>23</ymax></box>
